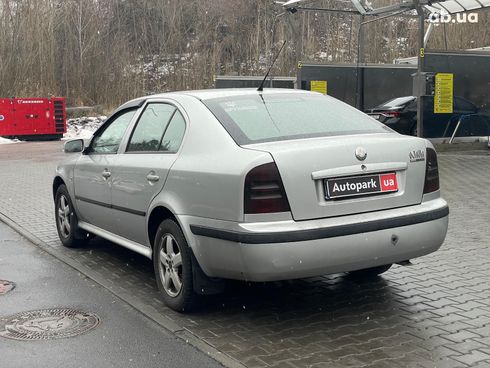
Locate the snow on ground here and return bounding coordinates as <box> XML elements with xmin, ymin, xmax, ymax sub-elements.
<box><xmin>63</xmin><ymin>116</ymin><xmax>106</xmax><ymax>140</ymax></box>
<box><xmin>0</xmin><ymin>137</ymin><xmax>20</xmax><ymax>145</ymax></box>
<box><xmin>1</xmin><ymin>116</ymin><xmax>105</xmax><ymax>143</ymax></box>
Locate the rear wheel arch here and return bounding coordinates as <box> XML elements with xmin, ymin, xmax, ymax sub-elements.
<box><xmin>147</xmin><ymin>206</ymin><xmax>180</xmax><ymax>249</ymax></box>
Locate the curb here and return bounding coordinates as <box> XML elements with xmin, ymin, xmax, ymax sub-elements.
<box><xmin>0</xmin><ymin>211</ymin><xmax>246</xmax><ymax>368</ymax></box>
<box><xmin>433</xmin><ymin>141</ymin><xmax>488</xmax><ymax>152</ymax></box>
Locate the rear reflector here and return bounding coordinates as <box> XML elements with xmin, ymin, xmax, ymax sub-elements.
<box><xmin>423</xmin><ymin>147</ymin><xmax>439</xmax><ymax>194</ymax></box>
<box><xmin>244</xmin><ymin>163</ymin><xmax>291</xmax><ymax>214</ymax></box>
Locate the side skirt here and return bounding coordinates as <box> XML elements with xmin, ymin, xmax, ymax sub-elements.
<box><xmin>78</xmin><ymin>221</ymin><xmax>152</xmax><ymax>259</ymax></box>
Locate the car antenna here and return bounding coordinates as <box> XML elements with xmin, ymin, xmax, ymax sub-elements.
<box><xmin>257</xmin><ymin>40</ymin><xmax>287</xmax><ymax>92</ymax></box>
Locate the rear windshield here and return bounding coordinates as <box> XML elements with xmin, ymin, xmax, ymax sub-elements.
<box><xmin>203</xmin><ymin>93</ymin><xmax>387</xmax><ymax>145</ymax></box>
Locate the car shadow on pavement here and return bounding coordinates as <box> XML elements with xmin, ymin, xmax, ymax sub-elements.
<box><xmin>74</xmin><ymin>235</ymin><xmax>398</xmax><ymax>318</ymax></box>
<box><xmin>34</xmin><ymin>234</ymin><xmax>441</xmax><ymax>366</ymax></box>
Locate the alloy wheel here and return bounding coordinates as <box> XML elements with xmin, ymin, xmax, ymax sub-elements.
<box><xmin>158</xmin><ymin>234</ymin><xmax>183</xmax><ymax>298</ymax></box>
<box><xmin>57</xmin><ymin>195</ymin><xmax>71</xmax><ymax>238</ymax></box>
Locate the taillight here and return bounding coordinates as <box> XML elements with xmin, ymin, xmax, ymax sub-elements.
<box><xmin>381</xmin><ymin>111</ymin><xmax>400</xmax><ymax>118</ymax></box>
<box><xmin>244</xmin><ymin>162</ymin><xmax>291</xmax><ymax>214</ymax></box>
<box><xmin>423</xmin><ymin>147</ymin><xmax>439</xmax><ymax>194</ymax></box>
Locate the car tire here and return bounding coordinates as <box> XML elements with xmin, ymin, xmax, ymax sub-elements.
<box><xmin>55</xmin><ymin>184</ymin><xmax>87</xmax><ymax>248</ymax></box>
<box><xmin>349</xmin><ymin>264</ymin><xmax>392</xmax><ymax>278</ymax></box>
<box><xmin>153</xmin><ymin>219</ymin><xmax>197</xmax><ymax>312</ymax></box>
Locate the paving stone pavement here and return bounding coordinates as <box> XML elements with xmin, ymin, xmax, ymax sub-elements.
<box><xmin>1</xmin><ymin>141</ymin><xmax>490</xmax><ymax>368</ymax></box>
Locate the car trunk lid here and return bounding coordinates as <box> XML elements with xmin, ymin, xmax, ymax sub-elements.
<box><xmin>243</xmin><ymin>133</ymin><xmax>427</xmax><ymax>221</ymax></box>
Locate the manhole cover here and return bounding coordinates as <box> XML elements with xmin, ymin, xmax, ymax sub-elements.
<box><xmin>0</xmin><ymin>280</ymin><xmax>15</xmax><ymax>295</ymax></box>
<box><xmin>0</xmin><ymin>308</ymin><xmax>100</xmax><ymax>341</ymax></box>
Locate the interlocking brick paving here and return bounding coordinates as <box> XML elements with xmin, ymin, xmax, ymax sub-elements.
<box><xmin>1</xmin><ymin>141</ymin><xmax>489</xmax><ymax>368</ymax></box>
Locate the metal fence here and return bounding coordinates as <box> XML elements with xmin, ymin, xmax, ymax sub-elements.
<box><xmin>297</xmin><ymin>50</ymin><xmax>490</xmax><ymax>111</ymax></box>
<box><xmin>297</xmin><ymin>63</ymin><xmax>416</xmax><ymax>110</ymax></box>
<box><xmin>424</xmin><ymin>50</ymin><xmax>490</xmax><ymax>111</ymax></box>
<box><xmin>296</xmin><ymin>51</ymin><xmax>490</xmax><ymax>139</ymax></box>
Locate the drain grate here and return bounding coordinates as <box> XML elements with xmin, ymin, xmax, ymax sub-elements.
<box><xmin>0</xmin><ymin>280</ymin><xmax>15</xmax><ymax>295</ymax></box>
<box><xmin>0</xmin><ymin>308</ymin><xmax>101</xmax><ymax>341</ymax></box>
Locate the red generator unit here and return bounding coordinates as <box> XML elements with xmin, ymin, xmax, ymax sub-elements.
<box><xmin>0</xmin><ymin>97</ymin><xmax>66</xmax><ymax>140</ymax></box>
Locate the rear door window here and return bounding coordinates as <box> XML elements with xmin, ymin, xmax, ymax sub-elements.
<box><xmin>159</xmin><ymin>111</ymin><xmax>186</xmax><ymax>152</ymax></box>
<box><xmin>127</xmin><ymin>103</ymin><xmax>176</xmax><ymax>152</ymax></box>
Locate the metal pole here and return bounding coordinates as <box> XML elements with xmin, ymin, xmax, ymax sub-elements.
<box><xmin>355</xmin><ymin>10</ymin><xmax>409</xmax><ymax>111</ymax></box>
<box><xmin>416</xmin><ymin>6</ymin><xmax>425</xmax><ymax>137</ymax></box>
<box><xmin>424</xmin><ymin>23</ymin><xmax>434</xmax><ymax>47</ymax></box>
<box><xmin>449</xmin><ymin>115</ymin><xmax>464</xmax><ymax>144</ymax></box>
<box><xmin>356</xmin><ymin>15</ymin><xmax>365</xmax><ymax>110</ymax></box>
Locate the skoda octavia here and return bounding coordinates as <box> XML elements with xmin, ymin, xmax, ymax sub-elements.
<box><xmin>53</xmin><ymin>89</ymin><xmax>449</xmax><ymax>312</ymax></box>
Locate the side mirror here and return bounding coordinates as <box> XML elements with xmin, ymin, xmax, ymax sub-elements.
<box><xmin>64</xmin><ymin>139</ymin><xmax>84</xmax><ymax>153</ymax></box>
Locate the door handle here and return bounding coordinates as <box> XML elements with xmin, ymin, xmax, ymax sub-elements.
<box><xmin>146</xmin><ymin>173</ymin><xmax>160</xmax><ymax>183</ymax></box>
<box><xmin>102</xmin><ymin>170</ymin><xmax>111</xmax><ymax>179</ymax></box>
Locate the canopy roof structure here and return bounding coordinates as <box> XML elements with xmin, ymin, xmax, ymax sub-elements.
<box><xmin>425</xmin><ymin>0</ymin><xmax>490</xmax><ymax>15</ymax></box>
<box><xmin>279</xmin><ymin>0</ymin><xmax>490</xmax><ymax>16</ymax></box>
<box><xmin>278</xmin><ymin>0</ymin><xmax>490</xmax><ymax>137</ymax></box>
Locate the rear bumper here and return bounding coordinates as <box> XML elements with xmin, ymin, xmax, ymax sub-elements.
<box><xmin>182</xmin><ymin>198</ymin><xmax>449</xmax><ymax>281</ymax></box>
<box><xmin>191</xmin><ymin>205</ymin><xmax>448</xmax><ymax>244</ymax></box>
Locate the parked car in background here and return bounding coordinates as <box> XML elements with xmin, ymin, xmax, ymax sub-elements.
<box><xmin>54</xmin><ymin>89</ymin><xmax>449</xmax><ymax>312</ymax></box>
<box><xmin>366</xmin><ymin>96</ymin><xmax>489</xmax><ymax>138</ymax></box>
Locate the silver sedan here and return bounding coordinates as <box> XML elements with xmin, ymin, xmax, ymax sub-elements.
<box><xmin>54</xmin><ymin>89</ymin><xmax>449</xmax><ymax>312</ymax></box>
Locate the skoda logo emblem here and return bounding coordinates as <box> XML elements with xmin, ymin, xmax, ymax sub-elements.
<box><xmin>355</xmin><ymin>147</ymin><xmax>367</xmax><ymax>161</ymax></box>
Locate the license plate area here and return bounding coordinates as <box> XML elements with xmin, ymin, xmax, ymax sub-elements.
<box><xmin>325</xmin><ymin>172</ymin><xmax>398</xmax><ymax>200</ymax></box>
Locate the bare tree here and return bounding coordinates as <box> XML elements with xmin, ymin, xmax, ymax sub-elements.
<box><xmin>0</xmin><ymin>0</ymin><xmax>488</xmax><ymax>109</ymax></box>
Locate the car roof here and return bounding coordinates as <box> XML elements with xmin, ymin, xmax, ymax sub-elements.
<box><xmin>117</xmin><ymin>88</ymin><xmax>313</xmax><ymax>111</ymax></box>
<box><xmin>177</xmin><ymin>88</ymin><xmax>312</xmax><ymax>101</ymax></box>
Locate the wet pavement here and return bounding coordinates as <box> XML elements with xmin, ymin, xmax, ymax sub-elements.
<box><xmin>0</xmin><ymin>141</ymin><xmax>490</xmax><ymax>367</ymax></box>
<box><xmin>0</xmin><ymin>221</ymin><xmax>223</xmax><ymax>368</ymax></box>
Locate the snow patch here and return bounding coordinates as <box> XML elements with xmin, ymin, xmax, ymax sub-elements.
<box><xmin>0</xmin><ymin>137</ymin><xmax>20</xmax><ymax>145</ymax></box>
<box><xmin>63</xmin><ymin>116</ymin><xmax>106</xmax><ymax>140</ymax></box>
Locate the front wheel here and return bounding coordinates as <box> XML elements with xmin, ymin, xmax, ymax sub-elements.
<box><xmin>349</xmin><ymin>264</ymin><xmax>392</xmax><ymax>278</ymax></box>
<box><xmin>153</xmin><ymin>219</ymin><xmax>198</xmax><ymax>312</ymax></box>
<box><xmin>55</xmin><ymin>184</ymin><xmax>87</xmax><ymax>248</ymax></box>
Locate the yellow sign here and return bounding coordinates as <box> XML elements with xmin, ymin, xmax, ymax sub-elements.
<box><xmin>310</xmin><ymin>80</ymin><xmax>327</xmax><ymax>95</ymax></box>
<box><xmin>434</xmin><ymin>73</ymin><xmax>454</xmax><ymax>114</ymax></box>
<box><xmin>297</xmin><ymin>61</ymin><xmax>303</xmax><ymax>69</ymax></box>
<box><xmin>420</xmin><ymin>48</ymin><xmax>425</xmax><ymax>58</ymax></box>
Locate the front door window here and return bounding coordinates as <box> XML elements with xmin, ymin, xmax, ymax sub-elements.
<box><xmin>91</xmin><ymin>110</ymin><xmax>136</xmax><ymax>154</ymax></box>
